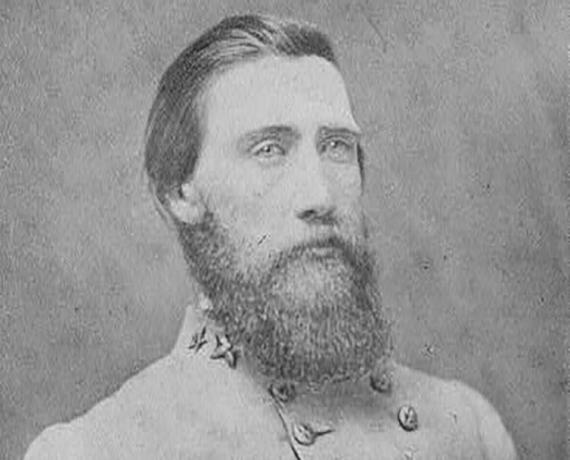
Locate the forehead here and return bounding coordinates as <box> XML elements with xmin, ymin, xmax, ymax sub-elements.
<box><xmin>202</xmin><ymin>55</ymin><xmax>358</xmax><ymax>137</ymax></box>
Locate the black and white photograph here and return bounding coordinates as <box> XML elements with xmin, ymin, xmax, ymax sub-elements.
<box><xmin>0</xmin><ymin>1</ymin><xmax>566</xmax><ymax>459</ymax></box>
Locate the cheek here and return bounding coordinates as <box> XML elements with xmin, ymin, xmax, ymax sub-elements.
<box><xmin>198</xmin><ymin>158</ymin><xmax>268</xmax><ymax>227</ymax></box>
<box><xmin>208</xmin><ymin>192</ymin><xmax>266</xmax><ymax>241</ymax></box>
<box><xmin>194</xmin><ymin>147</ymin><xmax>290</xmax><ymax>269</ymax></box>
<box><xmin>330</xmin><ymin>167</ymin><xmax>364</xmax><ymax>231</ymax></box>
<box><xmin>329</xmin><ymin>166</ymin><xmax>362</xmax><ymax>206</ymax></box>
<box><xmin>203</xmin><ymin>182</ymin><xmax>282</xmax><ymax>267</ymax></box>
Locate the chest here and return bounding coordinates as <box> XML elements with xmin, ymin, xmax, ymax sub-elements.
<box><xmin>104</xmin><ymin>355</ymin><xmax>483</xmax><ymax>460</ymax></box>
<box><xmin>150</xmin><ymin>392</ymin><xmax>483</xmax><ymax>460</ymax></box>
<box><xmin>156</xmin><ymin>417</ymin><xmax>483</xmax><ymax>460</ymax></box>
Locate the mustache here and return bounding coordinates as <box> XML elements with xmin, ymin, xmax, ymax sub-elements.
<box><xmin>270</xmin><ymin>234</ymin><xmax>368</xmax><ymax>273</ymax></box>
<box><xmin>290</xmin><ymin>235</ymin><xmax>353</xmax><ymax>255</ymax></box>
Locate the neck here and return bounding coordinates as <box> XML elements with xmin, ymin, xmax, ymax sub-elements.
<box><xmin>184</xmin><ymin>292</ymin><xmax>393</xmax><ymax>394</ymax></box>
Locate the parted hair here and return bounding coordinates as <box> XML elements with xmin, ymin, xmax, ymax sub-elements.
<box><xmin>143</xmin><ymin>14</ymin><xmax>340</xmax><ymax>207</ymax></box>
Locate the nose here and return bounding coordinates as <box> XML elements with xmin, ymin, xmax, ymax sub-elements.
<box><xmin>293</xmin><ymin>151</ymin><xmax>336</xmax><ymax>226</ymax></box>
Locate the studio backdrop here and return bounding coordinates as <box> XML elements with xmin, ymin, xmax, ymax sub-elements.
<box><xmin>0</xmin><ymin>1</ymin><xmax>566</xmax><ymax>459</ymax></box>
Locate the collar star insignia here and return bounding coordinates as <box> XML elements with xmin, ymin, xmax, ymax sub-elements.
<box><xmin>209</xmin><ymin>333</ymin><xmax>239</xmax><ymax>368</ymax></box>
<box><xmin>187</xmin><ymin>326</ymin><xmax>207</xmax><ymax>352</ymax></box>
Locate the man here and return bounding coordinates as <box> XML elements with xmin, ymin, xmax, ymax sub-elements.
<box><xmin>25</xmin><ymin>14</ymin><xmax>517</xmax><ymax>459</ymax></box>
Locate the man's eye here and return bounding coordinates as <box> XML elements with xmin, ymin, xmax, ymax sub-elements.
<box><xmin>252</xmin><ymin>142</ymin><xmax>286</xmax><ymax>160</ymax></box>
<box><xmin>320</xmin><ymin>138</ymin><xmax>357</xmax><ymax>162</ymax></box>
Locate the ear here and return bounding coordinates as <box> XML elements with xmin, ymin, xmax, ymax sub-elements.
<box><xmin>166</xmin><ymin>182</ymin><xmax>205</xmax><ymax>225</ymax></box>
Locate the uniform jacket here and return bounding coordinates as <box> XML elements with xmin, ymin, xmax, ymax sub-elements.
<box><xmin>25</xmin><ymin>301</ymin><xmax>517</xmax><ymax>460</ymax></box>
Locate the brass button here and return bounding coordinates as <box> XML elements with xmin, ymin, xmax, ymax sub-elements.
<box><xmin>210</xmin><ymin>334</ymin><xmax>232</xmax><ymax>359</ymax></box>
<box><xmin>370</xmin><ymin>357</ymin><xmax>393</xmax><ymax>393</ymax></box>
<box><xmin>370</xmin><ymin>370</ymin><xmax>392</xmax><ymax>393</ymax></box>
<box><xmin>224</xmin><ymin>349</ymin><xmax>238</xmax><ymax>368</ymax></box>
<box><xmin>269</xmin><ymin>382</ymin><xmax>296</xmax><ymax>404</ymax></box>
<box><xmin>291</xmin><ymin>422</ymin><xmax>334</xmax><ymax>446</ymax></box>
<box><xmin>210</xmin><ymin>334</ymin><xmax>237</xmax><ymax>368</ymax></box>
<box><xmin>292</xmin><ymin>423</ymin><xmax>316</xmax><ymax>446</ymax></box>
<box><xmin>398</xmin><ymin>405</ymin><xmax>419</xmax><ymax>432</ymax></box>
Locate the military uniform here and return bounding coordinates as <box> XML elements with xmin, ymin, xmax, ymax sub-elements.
<box><xmin>25</xmin><ymin>300</ymin><xmax>517</xmax><ymax>459</ymax></box>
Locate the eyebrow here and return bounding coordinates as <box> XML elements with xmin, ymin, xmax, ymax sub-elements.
<box><xmin>236</xmin><ymin>123</ymin><xmax>363</xmax><ymax>152</ymax></box>
<box><xmin>237</xmin><ymin>125</ymin><xmax>299</xmax><ymax>151</ymax></box>
<box><xmin>316</xmin><ymin>125</ymin><xmax>362</xmax><ymax>143</ymax></box>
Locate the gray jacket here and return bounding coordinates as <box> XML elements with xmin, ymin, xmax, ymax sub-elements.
<box><xmin>25</xmin><ymin>303</ymin><xmax>517</xmax><ymax>459</ymax></box>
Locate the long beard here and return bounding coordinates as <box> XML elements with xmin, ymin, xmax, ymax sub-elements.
<box><xmin>177</xmin><ymin>210</ymin><xmax>391</xmax><ymax>388</ymax></box>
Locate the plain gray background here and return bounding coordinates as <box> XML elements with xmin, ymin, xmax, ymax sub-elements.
<box><xmin>0</xmin><ymin>1</ymin><xmax>567</xmax><ymax>459</ymax></box>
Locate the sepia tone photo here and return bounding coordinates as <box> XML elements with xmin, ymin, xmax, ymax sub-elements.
<box><xmin>1</xmin><ymin>1</ymin><xmax>566</xmax><ymax>459</ymax></box>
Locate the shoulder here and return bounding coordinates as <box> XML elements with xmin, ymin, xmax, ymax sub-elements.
<box><xmin>24</xmin><ymin>422</ymin><xmax>84</xmax><ymax>460</ymax></box>
<box><xmin>24</xmin><ymin>353</ymin><xmax>207</xmax><ymax>460</ymax></box>
<box><xmin>392</xmin><ymin>363</ymin><xmax>518</xmax><ymax>460</ymax></box>
<box><xmin>24</xmin><ymin>345</ymin><xmax>272</xmax><ymax>460</ymax></box>
<box><xmin>451</xmin><ymin>377</ymin><xmax>518</xmax><ymax>460</ymax></box>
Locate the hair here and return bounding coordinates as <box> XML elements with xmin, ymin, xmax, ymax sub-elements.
<box><xmin>143</xmin><ymin>14</ymin><xmax>360</xmax><ymax>209</ymax></box>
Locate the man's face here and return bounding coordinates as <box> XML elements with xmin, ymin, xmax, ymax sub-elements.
<box><xmin>192</xmin><ymin>55</ymin><xmax>364</xmax><ymax>275</ymax></box>
<box><xmin>176</xmin><ymin>55</ymin><xmax>388</xmax><ymax>386</ymax></box>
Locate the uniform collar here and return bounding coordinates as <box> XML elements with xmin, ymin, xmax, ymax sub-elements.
<box><xmin>171</xmin><ymin>295</ymin><xmax>419</xmax><ymax>455</ymax></box>
<box><xmin>173</xmin><ymin>293</ymin><xmax>397</xmax><ymax>396</ymax></box>
<box><xmin>173</xmin><ymin>293</ymin><xmax>217</xmax><ymax>354</ymax></box>
<box><xmin>173</xmin><ymin>293</ymin><xmax>394</xmax><ymax>394</ymax></box>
